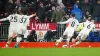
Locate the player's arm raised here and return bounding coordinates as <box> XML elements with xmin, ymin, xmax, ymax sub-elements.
<box><xmin>0</xmin><ymin>18</ymin><xmax>8</xmax><ymax>25</ymax></box>
<box><xmin>57</xmin><ymin>21</ymin><xmax>68</xmax><ymax>24</ymax></box>
<box><xmin>0</xmin><ymin>18</ymin><xmax>8</xmax><ymax>21</ymax></box>
<box><xmin>28</xmin><ymin>13</ymin><xmax>36</xmax><ymax>18</ymax></box>
<box><xmin>0</xmin><ymin>15</ymin><xmax>10</xmax><ymax>21</ymax></box>
<box><xmin>57</xmin><ymin>19</ymin><xmax>71</xmax><ymax>24</ymax></box>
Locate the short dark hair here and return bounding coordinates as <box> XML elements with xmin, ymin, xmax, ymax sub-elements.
<box><xmin>72</xmin><ymin>14</ymin><xmax>76</xmax><ymax>17</ymax></box>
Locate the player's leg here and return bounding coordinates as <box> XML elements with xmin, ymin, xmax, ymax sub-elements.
<box><xmin>23</xmin><ymin>30</ymin><xmax>29</xmax><ymax>42</ymax></box>
<box><xmin>67</xmin><ymin>36</ymin><xmax>72</xmax><ymax>46</ymax></box>
<box><xmin>62</xmin><ymin>35</ymin><xmax>72</xmax><ymax>48</ymax></box>
<box><xmin>56</xmin><ymin>29</ymin><xmax>68</xmax><ymax>43</ymax></box>
<box><xmin>62</xmin><ymin>29</ymin><xmax>74</xmax><ymax>48</ymax></box>
<box><xmin>72</xmin><ymin>32</ymin><xmax>83</xmax><ymax>44</ymax></box>
<box><xmin>70</xmin><ymin>34</ymin><xmax>84</xmax><ymax>47</ymax></box>
<box><xmin>14</xmin><ymin>28</ymin><xmax>22</xmax><ymax>48</ymax></box>
<box><xmin>74</xmin><ymin>34</ymin><xmax>88</xmax><ymax>46</ymax></box>
<box><xmin>55</xmin><ymin>35</ymin><xmax>66</xmax><ymax>46</ymax></box>
<box><xmin>70</xmin><ymin>40</ymin><xmax>81</xmax><ymax>48</ymax></box>
<box><xmin>5</xmin><ymin>37</ymin><xmax>12</xmax><ymax>48</ymax></box>
<box><xmin>55</xmin><ymin>29</ymin><xmax>68</xmax><ymax>46</ymax></box>
<box><xmin>5</xmin><ymin>28</ymin><xmax>15</xmax><ymax>48</ymax></box>
<box><xmin>5</xmin><ymin>33</ymin><xmax>16</xmax><ymax>48</ymax></box>
<box><xmin>14</xmin><ymin>34</ymin><xmax>22</xmax><ymax>48</ymax></box>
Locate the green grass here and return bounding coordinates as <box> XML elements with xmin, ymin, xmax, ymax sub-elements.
<box><xmin>0</xmin><ymin>48</ymin><xmax>100</xmax><ymax>56</ymax></box>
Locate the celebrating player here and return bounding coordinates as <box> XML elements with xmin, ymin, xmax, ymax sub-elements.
<box><xmin>55</xmin><ymin>14</ymin><xmax>79</xmax><ymax>48</ymax></box>
<box><xmin>14</xmin><ymin>12</ymin><xmax>36</xmax><ymax>48</ymax></box>
<box><xmin>70</xmin><ymin>19</ymin><xmax>95</xmax><ymax>47</ymax></box>
<box><xmin>0</xmin><ymin>9</ymin><xmax>22</xmax><ymax>48</ymax></box>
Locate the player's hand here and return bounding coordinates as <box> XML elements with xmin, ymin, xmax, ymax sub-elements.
<box><xmin>33</xmin><ymin>13</ymin><xmax>36</xmax><ymax>16</ymax></box>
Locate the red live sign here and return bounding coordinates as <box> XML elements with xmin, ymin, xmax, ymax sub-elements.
<box><xmin>30</xmin><ymin>23</ymin><xmax>57</xmax><ymax>31</ymax></box>
<box><xmin>95</xmin><ymin>23</ymin><xmax>100</xmax><ymax>29</ymax></box>
<box><xmin>29</xmin><ymin>23</ymin><xmax>100</xmax><ymax>30</ymax></box>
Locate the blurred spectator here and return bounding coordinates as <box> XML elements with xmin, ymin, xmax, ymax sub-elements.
<box><xmin>83</xmin><ymin>10</ymin><xmax>91</xmax><ymax>21</ymax></box>
<box><xmin>27</xmin><ymin>30</ymin><xmax>37</xmax><ymax>42</ymax></box>
<box><xmin>44</xmin><ymin>17</ymin><xmax>50</xmax><ymax>23</ymax></box>
<box><xmin>51</xmin><ymin>0</ymin><xmax>57</xmax><ymax>5</ymax></box>
<box><xmin>27</xmin><ymin>2</ymin><xmax>35</xmax><ymax>14</ymax></box>
<box><xmin>0</xmin><ymin>13</ymin><xmax>9</xmax><ymax>25</ymax></box>
<box><xmin>64</xmin><ymin>0</ymin><xmax>75</xmax><ymax>4</ymax></box>
<box><xmin>0</xmin><ymin>14</ymin><xmax>4</xmax><ymax>19</ymax></box>
<box><xmin>45</xmin><ymin>1</ymin><xmax>52</xmax><ymax>22</ymax></box>
<box><xmin>80</xmin><ymin>0</ymin><xmax>92</xmax><ymax>15</ymax></box>
<box><xmin>30</xmin><ymin>16</ymin><xmax>40</xmax><ymax>24</ymax></box>
<box><xmin>4</xmin><ymin>13</ymin><xmax>9</xmax><ymax>17</ymax></box>
<box><xmin>0</xmin><ymin>1</ymin><xmax>2</xmax><ymax>12</ymax></box>
<box><xmin>61</xmin><ymin>14</ymin><xmax>70</xmax><ymax>21</ymax></box>
<box><xmin>71</xmin><ymin>4</ymin><xmax>82</xmax><ymax>22</ymax></box>
<box><xmin>37</xmin><ymin>2</ymin><xmax>45</xmax><ymax>22</ymax></box>
<box><xmin>51</xmin><ymin>6</ymin><xmax>56</xmax><ymax>22</ymax></box>
<box><xmin>93</xmin><ymin>0</ymin><xmax>100</xmax><ymax>22</ymax></box>
<box><xmin>44</xmin><ymin>30</ymin><xmax>56</xmax><ymax>42</ymax></box>
<box><xmin>89</xmin><ymin>0</ymin><xmax>97</xmax><ymax>4</ymax></box>
<box><xmin>34</xmin><ymin>0</ymin><xmax>41</xmax><ymax>12</ymax></box>
<box><xmin>5</xmin><ymin>0</ymin><xmax>16</xmax><ymax>14</ymax></box>
<box><xmin>52</xmin><ymin>6</ymin><xmax>65</xmax><ymax>22</ymax></box>
<box><xmin>20</xmin><ymin>0</ymin><xmax>28</xmax><ymax>14</ymax></box>
<box><xmin>16</xmin><ymin>0</ymin><xmax>20</xmax><ymax>4</ymax></box>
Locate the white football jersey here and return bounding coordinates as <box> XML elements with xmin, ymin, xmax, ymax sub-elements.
<box><xmin>18</xmin><ymin>15</ymin><xmax>33</xmax><ymax>31</ymax></box>
<box><xmin>20</xmin><ymin>15</ymin><xmax>30</xmax><ymax>26</ymax></box>
<box><xmin>81</xmin><ymin>20</ymin><xmax>95</xmax><ymax>34</ymax></box>
<box><xmin>58</xmin><ymin>18</ymin><xmax>79</xmax><ymax>30</ymax></box>
<box><xmin>0</xmin><ymin>14</ymin><xmax>22</xmax><ymax>28</ymax></box>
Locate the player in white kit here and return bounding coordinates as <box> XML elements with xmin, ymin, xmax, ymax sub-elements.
<box><xmin>70</xmin><ymin>19</ymin><xmax>95</xmax><ymax>47</ymax></box>
<box><xmin>55</xmin><ymin>14</ymin><xmax>79</xmax><ymax>47</ymax></box>
<box><xmin>14</xmin><ymin>13</ymin><xmax>36</xmax><ymax>48</ymax></box>
<box><xmin>0</xmin><ymin>9</ymin><xmax>22</xmax><ymax>48</ymax></box>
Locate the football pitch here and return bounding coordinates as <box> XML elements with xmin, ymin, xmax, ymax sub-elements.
<box><xmin>0</xmin><ymin>48</ymin><xmax>100</xmax><ymax>56</ymax></box>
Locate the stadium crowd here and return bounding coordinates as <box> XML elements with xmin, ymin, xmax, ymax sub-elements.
<box><xmin>0</xmin><ymin>0</ymin><xmax>100</xmax><ymax>42</ymax></box>
<box><xmin>0</xmin><ymin>0</ymin><xmax>100</xmax><ymax>23</ymax></box>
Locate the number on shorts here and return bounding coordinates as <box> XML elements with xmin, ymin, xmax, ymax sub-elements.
<box><xmin>10</xmin><ymin>16</ymin><xmax>17</xmax><ymax>22</ymax></box>
<box><xmin>71</xmin><ymin>21</ymin><xmax>75</xmax><ymax>27</ymax></box>
<box><xmin>87</xmin><ymin>24</ymin><xmax>91</xmax><ymax>29</ymax></box>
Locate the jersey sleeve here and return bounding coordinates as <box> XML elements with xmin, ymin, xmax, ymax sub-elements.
<box><xmin>57</xmin><ymin>19</ymin><xmax>71</xmax><ymax>24</ymax></box>
<box><xmin>0</xmin><ymin>15</ymin><xmax>10</xmax><ymax>21</ymax></box>
<box><xmin>0</xmin><ymin>18</ymin><xmax>8</xmax><ymax>21</ymax></box>
<box><xmin>76</xmin><ymin>20</ymin><xmax>80</xmax><ymax>28</ymax></box>
<box><xmin>24</xmin><ymin>15</ymin><xmax>32</xmax><ymax>19</ymax></box>
<box><xmin>77</xmin><ymin>20</ymin><xmax>79</xmax><ymax>26</ymax></box>
<box><xmin>91</xmin><ymin>24</ymin><xmax>96</xmax><ymax>31</ymax></box>
<box><xmin>27</xmin><ymin>19</ymin><xmax>30</xmax><ymax>26</ymax></box>
<box><xmin>27</xmin><ymin>13</ymin><xmax>36</xmax><ymax>18</ymax></box>
<box><xmin>93</xmin><ymin>24</ymin><xmax>96</xmax><ymax>29</ymax></box>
